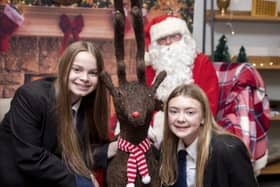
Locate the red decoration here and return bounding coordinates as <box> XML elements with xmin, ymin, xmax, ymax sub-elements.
<box><xmin>124</xmin><ymin>7</ymin><xmax>131</xmax><ymax>34</ymax></box>
<box><xmin>118</xmin><ymin>137</ymin><xmax>151</xmax><ymax>186</ymax></box>
<box><xmin>93</xmin><ymin>168</ymin><xmax>105</xmax><ymax>187</ymax></box>
<box><xmin>59</xmin><ymin>14</ymin><xmax>84</xmax><ymax>53</ymax></box>
<box><xmin>0</xmin><ymin>4</ymin><xmax>24</xmax><ymax>52</ymax></box>
<box><xmin>132</xmin><ymin>111</ymin><xmax>140</xmax><ymax>118</ymax></box>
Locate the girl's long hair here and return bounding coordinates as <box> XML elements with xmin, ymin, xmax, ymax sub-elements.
<box><xmin>160</xmin><ymin>83</ymin><xmax>226</xmax><ymax>187</ymax></box>
<box><xmin>55</xmin><ymin>41</ymin><xmax>110</xmax><ymax>178</ymax></box>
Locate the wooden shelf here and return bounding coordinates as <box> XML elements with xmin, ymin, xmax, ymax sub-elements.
<box><xmin>231</xmin><ymin>56</ymin><xmax>280</xmax><ymax>70</ymax></box>
<box><xmin>205</xmin><ymin>10</ymin><xmax>280</xmax><ymax>68</ymax></box>
<box><xmin>0</xmin><ymin>5</ymin><xmax>134</xmax><ymax>39</ymax></box>
<box><xmin>261</xmin><ymin>160</ymin><xmax>280</xmax><ymax>175</ymax></box>
<box><xmin>271</xmin><ymin>115</ymin><xmax>280</xmax><ymax>121</ymax></box>
<box><xmin>206</xmin><ymin>10</ymin><xmax>280</xmax><ymax>22</ymax></box>
<box><xmin>249</xmin><ymin>56</ymin><xmax>280</xmax><ymax>70</ymax></box>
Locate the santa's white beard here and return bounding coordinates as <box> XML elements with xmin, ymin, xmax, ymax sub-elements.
<box><xmin>149</xmin><ymin>36</ymin><xmax>197</xmax><ymax>102</ymax></box>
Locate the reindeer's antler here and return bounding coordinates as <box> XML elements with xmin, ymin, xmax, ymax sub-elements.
<box><xmin>130</xmin><ymin>1</ymin><xmax>146</xmax><ymax>84</ymax></box>
<box><xmin>113</xmin><ymin>0</ymin><xmax>146</xmax><ymax>85</ymax></box>
<box><xmin>100</xmin><ymin>0</ymin><xmax>166</xmax><ymax>134</ymax></box>
<box><xmin>99</xmin><ymin>0</ymin><xmax>127</xmax><ymax>96</ymax></box>
<box><xmin>114</xmin><ymin>0</ymin><xmax>127</xmax><ymax>85</ymax></box>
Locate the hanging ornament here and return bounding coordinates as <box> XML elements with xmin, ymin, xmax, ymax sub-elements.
<box><xmin>0</xmin><ymin>4</ymin><xmax>24</xmax><ymax>52</ymax></box>
<box><xmin>59</xmin><ymin>14</ymin><xmax>84</xmax><ymax>53</ymax></box>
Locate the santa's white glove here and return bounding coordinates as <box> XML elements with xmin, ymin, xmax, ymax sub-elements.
<box><xmin>148</xmin><ymin>111</ymin><xmax>164</xmax><ymax>149</ymax></box>
<box><xmin>107</xmin><ymin>141</ymin><xmax>118</xmax><ymax>159</ymax></box>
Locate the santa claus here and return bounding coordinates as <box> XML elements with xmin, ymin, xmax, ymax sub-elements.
<box><xmin>144</xmin><ymin>15</ymin><xmax>219</xmax><ymax>148</ymax></box>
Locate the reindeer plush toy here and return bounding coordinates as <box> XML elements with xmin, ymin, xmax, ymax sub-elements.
<box><xmin>100</xmin><ymin>0</ymin><xmax>166</xmax><ymax>187</ymax></box>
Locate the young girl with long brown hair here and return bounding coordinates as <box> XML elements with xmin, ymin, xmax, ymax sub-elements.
<box><xmin>0</xmin><ymin>41</ymin><xmax>117</xmax><ymax>187</ymax></box>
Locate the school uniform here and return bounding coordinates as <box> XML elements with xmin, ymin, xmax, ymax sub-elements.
<box><xmin>0</xmin><ymin>78</ymin><xmax>108</xmax><ymax>187</ymax></box>
<box><xmin>171</xmin><ymin>133</ymin><xmax>258</xmax><ymax>187</ymax></box>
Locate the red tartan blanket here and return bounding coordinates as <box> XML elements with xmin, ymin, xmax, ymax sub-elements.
<box><xmin>214</xmin><ymin>62</ymin><xmax>270</xmax><ymax>171</ymax></box>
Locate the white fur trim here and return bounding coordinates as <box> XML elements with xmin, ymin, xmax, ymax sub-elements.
<box><xmin>142</xmin><ymin>175</ymin><xmax>151</xmax><ymax>184</ymax></box>
<box><xmin>126</xmin><ymin>183</ymin><xmax>135</xmax><ymax>187</ymax></box>
<box><xmin>148</xmin><ymin>126</ymin><xmax>160</xmax><ymax>149</ymax></box>
<box><xmin>150</xmin><ymin>17</ymin><xmax>189</xmax><ymax>42</ymax></box>
<box><xmin>4</xmin><ymin>4</ymin><xmax>24</xmax><ymax>26</ymax></box>
<box><xmin>145</xmin><ymin>51</ymin><xmax>151</xmax><ymax>66</ymax></box>
<box><xmin>254</xmin><ymin>149</ymin><xmax>268</xmax><ymax>176</ymax></box>
<box><xmin>114</xmin><ymin>121</ymin><xmax>120</xmax><ymax>135</ymax></box>
<box><xmin>151</xmin><ymin>111</ymin><xmax>164</xmax><ymax>149</ymax></box>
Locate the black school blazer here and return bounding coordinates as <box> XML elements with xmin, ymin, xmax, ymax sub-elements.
<box><xmin>203</xmin><ymin>134</ymin><xmax>258</xmax><ymax>187</ymax></box>
<box><xmin>0</xmin><ymin>78</ymin><xmax>108</xmax><ymax>187</ymax></box>
<box><xmin>169</xmin><ymin>134</ymin><xmax>258</xmax><ymax>187</ymax></box>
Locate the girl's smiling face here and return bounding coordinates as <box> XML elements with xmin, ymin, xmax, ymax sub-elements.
<box><xmin>68</xmin><ymin>51</ymin><xmax>98</xmax><ymax>103</ymax></box>
<box><xmin>168</xmin><ymin>95</ymin><xmax>204</xmax><ymax>145</ymax></box>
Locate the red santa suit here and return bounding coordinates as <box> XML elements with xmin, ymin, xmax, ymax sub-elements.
<box><xmin>144</xmin><ymin>15</ymin><xmax>219</xmax><ymax>147</ymax></box>
<box><xmin>146</xmin><ymin>53</ymin><xmax>219</xmax><ymax>115</ymax></box>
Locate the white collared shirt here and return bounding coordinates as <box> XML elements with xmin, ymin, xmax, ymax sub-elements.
<box><xmin>177</xmin><ymin>138</ymin><xmax>198</xmax><ymax>187</ymax></box>
<box><xmin>71</xmin><ymin>99</ymin><xmax>81</xmax><ymax>127</ymax></box>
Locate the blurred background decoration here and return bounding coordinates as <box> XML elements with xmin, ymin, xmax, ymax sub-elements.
<box><xmin>5</xmin><ymin>0</ymin><xmax>113</xmax><ymax>7</ymax></box>
<box><xmin>2</xmin><ymin>0</ymin><xmax>194</xmax><ymax>32</ymax></box>
<box><xmin>216</xmin><ymin>0</ymin><xmax>231</xmax><ymax>15</ymax></box>
<box><xmin>251</xmin><ymin>0</ymin><xmax>278</xmax><ymax>17</ymax></box>
<box><xmin>144</xmin><ymin>0</ymin><xmax>194</xmax><ymax>33</ymax></box>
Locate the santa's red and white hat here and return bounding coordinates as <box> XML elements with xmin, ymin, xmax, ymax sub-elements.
<box><xmin>144</xmin><ymin>15</ymin><xmax>190</xmax><ymax>49</ymax></box>
<box><xmin>144</xmin><ymin>15</ymin><xmax>191</xmax><ymax>64</ymax></box>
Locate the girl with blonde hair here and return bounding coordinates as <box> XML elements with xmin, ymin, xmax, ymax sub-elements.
<box><xmin>160</xmin><ymin>83</ymin><xmax>257</xmax><ymax>187</ymax></box>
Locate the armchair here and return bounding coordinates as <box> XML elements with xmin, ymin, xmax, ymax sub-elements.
<box><xmin>0</xmin><ymin>98</ymin><xmax>12</xmax><ymax>122</ymax></box>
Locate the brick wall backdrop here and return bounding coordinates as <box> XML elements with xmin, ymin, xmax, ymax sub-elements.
<box><xmin>0</xmin><ymin>36</ymin><xmax>137</xmax><ymax>98</ymax></box>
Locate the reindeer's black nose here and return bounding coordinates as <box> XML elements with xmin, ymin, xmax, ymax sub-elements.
<box><xmin>131</xmin><ymin>111</ymin><xmax>140</xmax><ymax>118</ymax></box>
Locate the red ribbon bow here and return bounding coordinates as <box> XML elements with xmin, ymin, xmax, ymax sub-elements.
<box><xmin>59</xmin><ymin>14</ymin><xmax>84</xmax><ymax>53</ymax></box>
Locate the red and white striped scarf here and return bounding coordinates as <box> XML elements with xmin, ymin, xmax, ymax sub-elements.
<box><xmin>118</xmin><ymin>137</ymin><xmax>151</xmax><ymax>187</ymax></box>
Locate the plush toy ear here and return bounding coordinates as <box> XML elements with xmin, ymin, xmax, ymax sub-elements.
<box><xmin>150</xmin><ymin>70</ymin><xmax>166</xmax><ymax>94</ymax></box>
